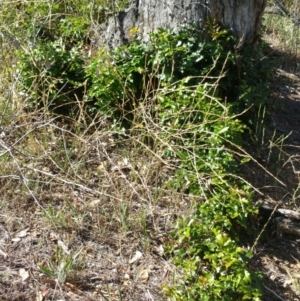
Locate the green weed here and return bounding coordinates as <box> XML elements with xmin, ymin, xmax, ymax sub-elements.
<box><xmin>39</xmin><ymin>245</ymin><xmax>85</xmax><ymax>284</ymax></box>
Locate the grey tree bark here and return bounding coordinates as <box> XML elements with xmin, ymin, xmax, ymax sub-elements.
<box><xmin>93</xmin><ymin>0</ymin><xmax>267</xmax><ymax>49</ymax></box>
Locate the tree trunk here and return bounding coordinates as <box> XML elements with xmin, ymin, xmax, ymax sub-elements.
<box><xmin>94</xmin><ymin>0</ymin><xmax>267</xmax><ymax>49</ymax></box>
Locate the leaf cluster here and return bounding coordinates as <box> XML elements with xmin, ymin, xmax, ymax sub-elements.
<box><xmin>17</xmin><ymin>40</ymin><xmax>86</xmax><ymax>115</ymax></box>
<box><xmin>86</xmin><ymin>23</ymin><xmax>271</xmax><ymax>128</ymax></box>
<box><xmin>156</xmin><ymin>82</ymin><xmax>262</xmax><ymax>300</ymax></box>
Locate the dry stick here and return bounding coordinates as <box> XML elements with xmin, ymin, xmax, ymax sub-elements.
<box><xmin>263</xmin><ymin>284</ymin><xmax>286</xmax><ymax>301</ymax></box>
<box><xmin>37</xmin><ymin>122</ymin><xmax>151</xmax><ymax>203</ymax></box>
<box><xmin>100</xmin><ymin>141</ymin><xmax>150</xmax><ymax>204</ymax></box>
<box><xmin>0</xmin><ymin>119</ymin><xmax>98</xmax><ymax>209</ymax></box>
<box><xmin>138</xmin><ymin>83</ymin><xmax>279</xmax><ymax>196</ymax></box>
<box><xmin>223</xmin><ymin>136</ymin><xmax>286</xmax><ymax>187</ymax></box>
<box><xmin>251</xmin><ymin>203</ymin><xmax>280</xmax><ymax>251</ymax></box>
<box><xmin>0</xmin><ymin>137</ymin><xmax>46</xmax><ymax>212</ymax></box>
<box><xmin>61</xmin><ymin>130</ymin><xmax>86</xmax><ymax>182</ymax></box>
<box><xmin>0</xmin><ymin>118</ymin><xmax>58</xmax><ymax>157</ymax></box>
<box><xmin>272</xmin><ymin>0</ymin><xmax>300</xmax><ymax>27</ymax></box>
<box><xmin>29</xmin><ymin>167</ymin><xmax>124</xmax><ymax>204</ymax></box>
<box><xmin>33</xmin><ymin>136</ymin><xmax>68</xmax><ymax>175</ymax></box>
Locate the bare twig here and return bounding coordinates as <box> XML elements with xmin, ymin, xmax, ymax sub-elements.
<box><xmin>252</xmin><ymin>203</ymin><xmax>280</xmax><ymax>251</ymax></box>
<box><xmin>263</xmin><ymin>284</ymin><xmax>286</xmax><ymax>301</ymax></box>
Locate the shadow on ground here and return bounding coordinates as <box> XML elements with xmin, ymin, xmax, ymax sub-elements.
<box><xmin>245</xmin><ymin>44</ymin><xmax>300</xmax><ymax>300</ymax></box>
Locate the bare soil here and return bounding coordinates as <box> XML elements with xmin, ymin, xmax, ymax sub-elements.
<box><xmin>247</xmin><ymin>43</ymin><xmax>300</xmax><ymax>300</ymax></box>
<box><xmin>0</xmin><ymin>122</ymin><xmax>183</xmax><ymax>300</ymax></box>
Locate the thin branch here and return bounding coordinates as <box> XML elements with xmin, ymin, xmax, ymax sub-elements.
<box><xmin>252</xmin><ymin>203</ymin><xmax>280</xmax><ymax>251</ymax></box>
<box><xmin>263</xmin><ymin>284</ymin><xmax>286</xmax><ymax>301</ymax></box>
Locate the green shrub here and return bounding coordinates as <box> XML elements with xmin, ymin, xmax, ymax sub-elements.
<box><xmin>13</xmin><ymin>0</ymin><xmax>130</xmax><ymax>116</ymax></box>
<box><xmin>12</xmin><ymin>0</ymin><xmax>130</xmax><ymax>44</ymax></box>
<box><xmin>17</xmin><ymin>40</ymin><xmax>86</xmax><ymax>115</ymax></box>
<box><xmin>86</xmin><ymin>23</ymin><xmax>271</xmax><ymax>128</ymax></box>
<box><xmin>86</xmin><ymin>26</ymin><xmax>236</xmax><ymax>123</ymax></box>
<box><xmin>16</xmin><ymin>13</ymin><xmax>271</xmax><ymax>123</ymax></box>
<box><xmin>154</xmin><ymin>78</ymin><xmax>262</xmax><ymax>300</ymax></box>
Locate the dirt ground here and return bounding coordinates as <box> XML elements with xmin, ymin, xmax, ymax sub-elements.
<box><xmin>246</xmin><ymin>42</ymin><xmax>300</xmax><ymax>300</ymax></box>
<box><xmin>0</xmin><ymin>126</ymin><xmax>180</xmax><ymax>301</ymax></box>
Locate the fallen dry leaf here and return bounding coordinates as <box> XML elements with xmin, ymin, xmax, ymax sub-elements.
<box><xmin>18</xmin><ymin>228</ymin><xmax>29</xmax><ymax>237</ymax></box>
<box><xmin>49</xmin><ymin>232</ymin><xmax>59</xmax><ymax>241</ymax></box>
<box><xmin>19</xmin><ymin>268</ymin><xmax>30</xmax><ymax>281</ymax></box>
<box><xmin>154</xmin><ymin>245</ymin><xmax>164</xmax><ymax>256</ymax></box>
<box><xmin>40</xmin><ymin>278</ymin><xmax>58</xmax><ymax>286</ymax></box>
<box><xmin>97</xmin><ymin>161</ymin><xmax>107</xmax><ymax>171</ymax></box>
<box><xmin>123</xmin><ymin>273</ymin><xmax>131</xmax><ymax>286</ymax></box>
<box><xmin>139</xmin><ymin>268</ymin><xmax>149</xmax><ymax>283</ymax></box>
<box><xmin>57</xmin><ymin>240</ymin><xmax>70</xmax><ymax>254</ymax></box>
<box><xmin>88</xmin><ymin>199</ymin><xmax>101</xmax><ymax>207</ymax></box>
<box><xmin>129</xmin><ymin>250</ymin><xmax>143</xmax><ymax>264</ymax></box>
<box><xmin>42</xmin><ymin>288</ymin><xmax>50</xmax><ymax>297</ymax></box>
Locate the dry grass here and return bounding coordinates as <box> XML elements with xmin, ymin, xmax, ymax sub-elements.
<box><xmin>0</xmin><ymin>104</ymin><xmax>194</xmax><ymax>300</ymax></box>
<box><xmin>1</xmin><ymin>1</ymin><xmax>300</xmax><ymax>300</ymax></box>
<box><xmin>0</xmin><ymin>5</ymin><xmax>197</xmax><ymax>297</ymax></box>
<box><xmin>0</xmin><ymin>25</ymin><xmax>200</xmax><ymax>297</ymax></box>
<box><xmin>263</xmin><ymin>0</ymin><xmax>300</xmax><ymax>71</ymax></box>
